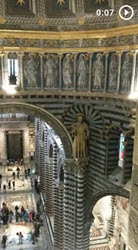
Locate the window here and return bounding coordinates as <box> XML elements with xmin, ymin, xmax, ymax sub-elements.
<box><xmin>8</xmin><ymin>53</ymin><xmax>18</xmax><ymax>85</ymax></box>
<box><xmin>119</xmin><ymin>133</ymin><xmax>125</xmax><ymax>167</ymax></box>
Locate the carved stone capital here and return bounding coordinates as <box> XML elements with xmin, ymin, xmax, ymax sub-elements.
<box><xmin>75</xmin><ymin>158</ymin><xmax>89</xmax><ymax>175</ymax></box>
<box><xmin>64</xmin><ymin>159</ymin><xmax>76</xmax><ymax>173</ymax></box>
<box><xmin>116</xmin><ymin>51</ymin><xmax>123</xmax><ymax>57</ymax></box>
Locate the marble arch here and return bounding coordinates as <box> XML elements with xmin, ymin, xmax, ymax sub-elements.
<box><xmin>0</xmin><ymin>102</ymin><xmax>72</xmax><ymax>158</ymax></box>
<box><xmin>84</xmin><ymin>188</ymin><xmax>129</xmax><ymax>231</ymax></box>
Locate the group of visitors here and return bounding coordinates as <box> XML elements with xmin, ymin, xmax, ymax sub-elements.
<box><xmin>0</xmin><ymin>165</ymin><xmax>31</xmax><ymax>193</ymax></box>
<box><xmin>14</xmin><ymin>205</ymin><xmax>36</xmax><ymax>223</ymax></box>
<box><xmin>7</xmin><ymin>158</ymin><xmax>24</xmax><ymax>166</ymax></box>
<box><xmin>0</xmin><ymin>202</ymin><xmax>10</xmax><ymax>225</ymax></box>
<box><xmin>0</xmin><ymin>160</ymin><xmax>44</xmax><ymax>248</ymax></box>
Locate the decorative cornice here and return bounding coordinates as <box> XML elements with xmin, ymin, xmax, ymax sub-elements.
<box><xmin>0</xmin><ymin>25</ymin><xmax>138</xmax><ymax>40</ymax></box>
<box><xmin>1</xmin><ymin>45</ymin><xmax>138</xmax><ymax>53</ymax></box>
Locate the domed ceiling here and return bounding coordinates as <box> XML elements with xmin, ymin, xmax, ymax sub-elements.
<box><xmin>0</xmin><ymin>0</ymin><xmax>137</xmax><ymax>31</ymax></box>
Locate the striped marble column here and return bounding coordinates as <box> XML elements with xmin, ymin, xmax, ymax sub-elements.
<box><xmin>63</xmin><ymin>158</ymin><xmax>89</xmax><ymax>250</ymax></box>
<box><xmin>35</xmin><ymin>119</ymin><xmax>42</xmax><ymax>175</ymax></box>
<box><xmin>53</xmin><ymin>141</ymin><xmax>63</xmax><ymax>249</ymax></box>
<box><xmin>46</xmin><ymin>158</ymin><xmax>54</xmax><ymax>216</ymax></box>
<box><xmin>43</xmin><ymin>126</ymin><xmax>48</xmax><ymax>200</ymax></box>
<box><xmin>54</xmin><ymin>182</ymin><xmax>64</xmax><ymax>250</ymax></box>
<box><xmin>63</xmin><ymin>159</ymin><xmax>76</xmax><ymax>250</ymax></box>
<box><xmin>40</xmin><ymin>144</ymin><xmax>45</xmax><ymax>192</ymax></box>
<box><xmin>108</xmin><ymin>195</ymin><xmax>116</xmax><ymax>239</ymax></box>
<box><xmin>75</xmin><ymin>158</ymin><xmax>89</xmax><ymax>250</ymax></box>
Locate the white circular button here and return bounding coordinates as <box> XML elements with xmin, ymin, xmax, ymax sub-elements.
<box><xmin>119</xmin><ymin>5</ymin><xmax>134</xmax><ymax>21</ymax></box>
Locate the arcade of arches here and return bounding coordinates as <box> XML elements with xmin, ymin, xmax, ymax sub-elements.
<box><xmin>0</xmin><ymin>1</ymin><xmax>138</xmax><ymax>250</ymax></box>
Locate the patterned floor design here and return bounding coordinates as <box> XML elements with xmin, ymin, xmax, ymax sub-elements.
<box><xmin>90</xmin><ymin>225</ymin><xmax>102</xmax><ymax>238</ymax></box>
<box><xmin>90</xmin><ymin>246</ymin><xmax>110</xmax><ymax>250</ymax></box>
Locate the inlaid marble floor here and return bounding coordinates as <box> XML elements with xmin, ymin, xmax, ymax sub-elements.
<box><xmin>0</xmin><ymin>175</ymin><xmax>49</xmax><ymax>249</ymax></box>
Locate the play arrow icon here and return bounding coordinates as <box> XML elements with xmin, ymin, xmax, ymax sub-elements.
<box><xmin>124</xmin><ymin>9</ymin><xmax>129</xmax><ymax>16</ymax></box>
<box><xmin>119</xmin><ymin>5</ymin><xmax>134</xmax><ymax>21</ymax></box>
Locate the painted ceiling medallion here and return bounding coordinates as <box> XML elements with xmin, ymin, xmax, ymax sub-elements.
<box><xmin>57</xmin><ymin>0</ymin><xmax>65</xmax><ymax>6</ymax></box>
<box><xmin>17</xmin><ymin>0</ymin><xmax>26</xmax><ymax>6</ymax></box>
<box><xmin>96</xmin><ymin>0</ymin><xmax>104</xmax><ymax>4</ymax></box>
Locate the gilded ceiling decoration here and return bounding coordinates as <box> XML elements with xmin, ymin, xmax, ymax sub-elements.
<box><xmin>17</xmin><ymin>0</ymin><xmax>26</xmax><ymax>6</ymax></box>
<box><xmin>57</xmin><ymin>0</ymin><xmax>65</xmax><ymax>5</ymax></box>
<box><xmin>96</xmin><ymin>0</ymin><xmax>104</xmax><ymax>3</ymax></box>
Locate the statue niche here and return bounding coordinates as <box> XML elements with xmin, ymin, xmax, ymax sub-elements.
<box><xmin>71</xmin><ymin>113</ymin><xmax>90</xmax><ymax>159</ymax></box>
<box><xmin>24</xmin><ymin>53</ymin><xmax>40</xmax><ymax>88</ymax></box>
<box><xmin>44</xmin><ymin>54</ymin><xmax>58</xmax><ymax>88</ymax></box>
<box><xmin>93</xmin><ymin>53</ymin><xmax>104</xmax><ymax>90</ymax></box>
<box><xmin>108</xmin><ymin>53</ymin><xmax>118</xmax><ymax>91</ymax></box>
<box><xmin>77</xmin><ymin>54</ymin><xmax>89</xmax><ymax>89</ymax></box>
<box><xmin>121</xmin><ymin>52</ymin><xmax>132</xmax><ymax>93</ymax></box>
<box><xmin>63</xmin><ymin>54</ymin><xmax>73</xmax><ymax>88</ymax></box>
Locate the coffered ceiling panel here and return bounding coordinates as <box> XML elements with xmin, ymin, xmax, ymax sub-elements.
<box><xmin>6</xmin><ymin>0</ymin><xmax>37</xmax><ymax>16</ymax></box>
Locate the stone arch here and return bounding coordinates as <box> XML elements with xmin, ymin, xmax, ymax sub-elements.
<box><xmin>90</xmin><ymin>188</ymin><xmax>129</xmax><ymax>210</ymax></box>
<box><xmin>84</xmin><ymin>188</ymin><xmax>129</xmax><ymax>231</ymax></box>
<box><xmin>0</xmin><ymin>102</ymin><xmax>72</xmax><ymax>158</ymax></box>
<box><xmin>62</xmin><ymin>103</ymin><xmax>105</xmax><ymax>132</ymax></box>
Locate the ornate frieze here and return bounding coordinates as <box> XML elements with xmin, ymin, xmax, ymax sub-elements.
<box><xmin>0</xmin><ymin>34</ymin><xmax>138</xmax><ymax>49</ymax></box>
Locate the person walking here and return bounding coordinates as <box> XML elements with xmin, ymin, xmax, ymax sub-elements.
<box><xmin>2</xmin><ymin>235</ymin><xmax>7</xmax><ymax>248</ymax></box>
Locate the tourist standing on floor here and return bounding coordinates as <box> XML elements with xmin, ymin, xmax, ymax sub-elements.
<box><xmin>8</xmin><ymin>180</ymin><xmax>11</xmax><ymax>189</ymax></box>
<box><xmin>17</xmin><ymin>167</ymin><xmax>20</xmax><ymax>179</ymax></box>
<box><xmin>29</xmin><ymin>211</ymin><xmax>32</xmax><ymax>222</ymax></box>
<box><xmin>12</xmin><ymin>180</ymin><xmax>15</xmax><ymax>190</ymax></box>
<box><xmin>24</xmin><ymin>169</ymin><xmax>27</xmax><ymax>179</ymax></box>
<box><xmin>15</xmin><ymin>205</ymin><xmax>19</xmax><ymax>212</ymax></box>
<box><xmin>32</xmin><ymin>230</ymin><xmax>36</xmax><ymax>244</ymax></box>
<box><xmin>12</xmin><ymin>171</ymin><xmax>15</xmax><ymax>179</ymax></box>
<box><xmin>32</xmin><ymin>210</ymin><xmax>35</xmax><ymax>221</ymax></box>
<box><xmin>19</xmin><ymin>232</ymin><xmax>23</xmax><ymax>244</ymax></box>
<box><xmin>24</xmin><ymin>211</ymin><xmax>29</xmax><ymax>222</ymax></box>
<box><xmin>17</xmin><ymin>232</ymin><xmax>23</xmax><ymax>244</ymax></box>
<box><xmin>27</xmin><ymin>168</ymin><xmax>30</xmax><ymax>176</ymax></box>
<box><xmin>15</xmin><ymin>211</ymin><xmax>20</xmax><ymax>222</ymax></box>
<box><xmin>21</xmin><ymin>206</ymin><xmax>25</xmax><ymax>216</ymax></box>
<box><xmin>2</xmin><ymin>235</ymin><xmax>7</xmax><ymax>248</ymax></box>
<box><xmin>9</xmin><ymin>210</ymin><xmax>13</xmax><ymax>223</ymax></box>
<box><xmin>3</xmin><ymin>184</ymin><xmax>6</xmax><ymax>193</ymax></box>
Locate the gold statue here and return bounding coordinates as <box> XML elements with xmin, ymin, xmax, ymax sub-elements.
<box><xmin>72</xmin><ymin>114</ymin><xmax>90</xmax><ymax>158</ymax></box>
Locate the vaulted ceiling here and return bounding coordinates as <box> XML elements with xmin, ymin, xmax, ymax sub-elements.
<box><xmin>0</xmin><ymin>0</ymin><xmax>137</xmax><ymax>31</ymax></box>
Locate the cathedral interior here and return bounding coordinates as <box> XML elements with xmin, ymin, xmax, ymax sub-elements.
<box><xmin>0</xmin><ymin>0</ymin><xmax>138</xmax><ymax>250</ymax></box>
